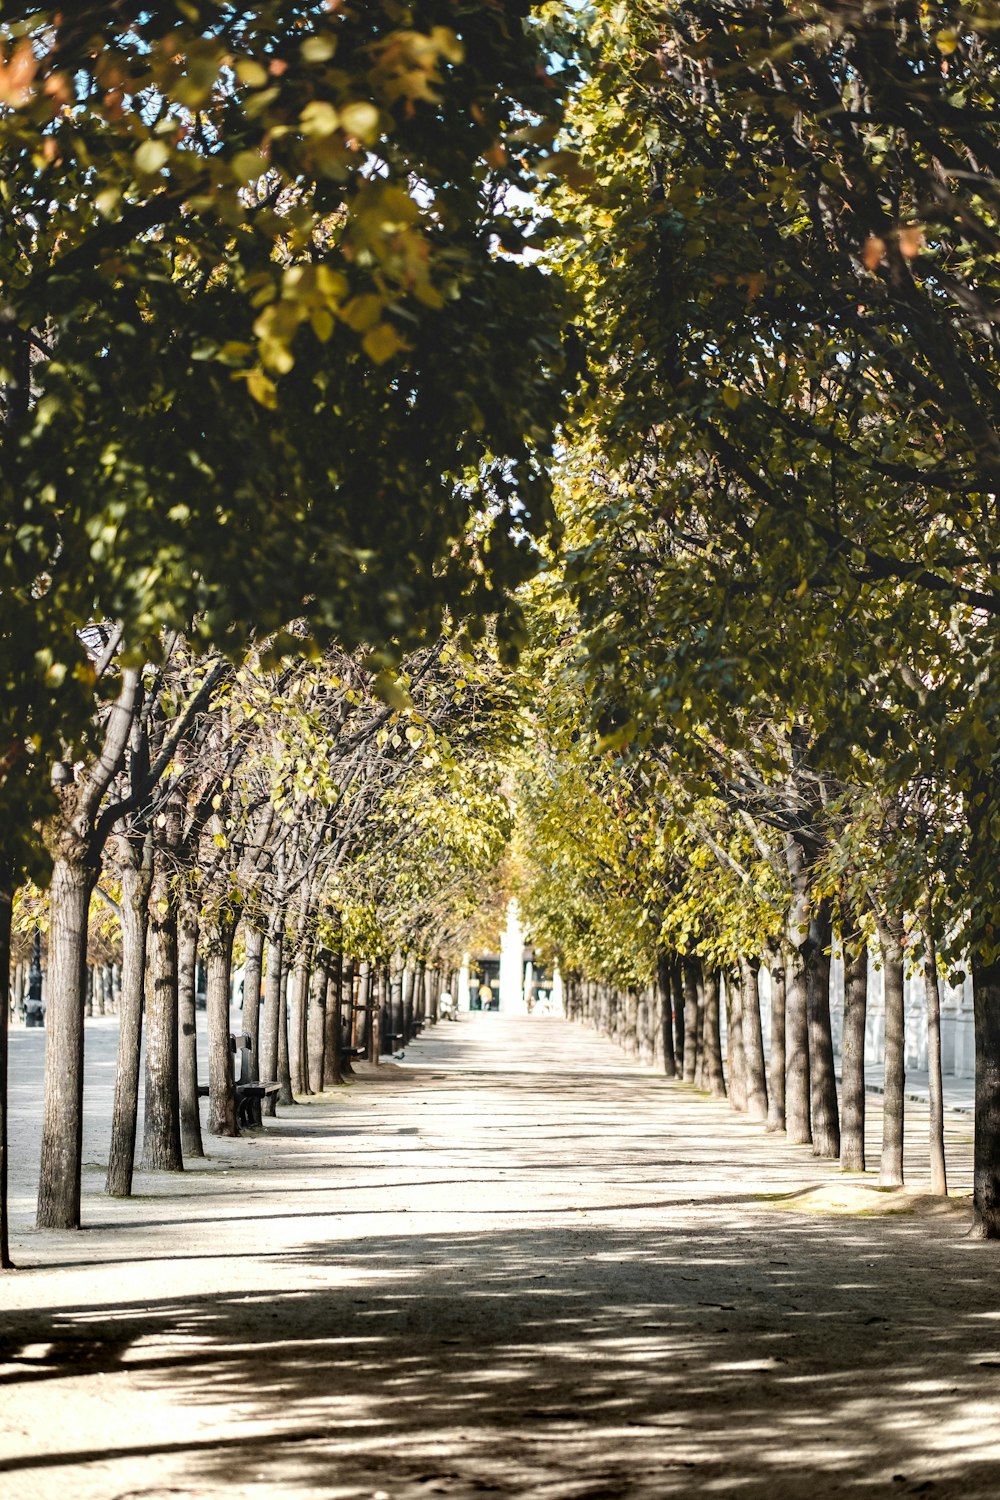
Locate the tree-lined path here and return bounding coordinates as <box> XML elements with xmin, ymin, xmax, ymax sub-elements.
<box><xmin>2</xmin><ymin>1012</ymin><xmax>999</xmax><ymax>1500</ymax></box>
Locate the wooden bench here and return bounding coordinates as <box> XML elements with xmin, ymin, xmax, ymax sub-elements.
<box><xmin>198</xmin><ymin>1034</ymin><xmax>278</xmax><ymax>1126</ymax></box>
<box><xmin>234</xmin><ymin>1033</ymin><xmax>279</xmax><ymax>1125</ymax></box>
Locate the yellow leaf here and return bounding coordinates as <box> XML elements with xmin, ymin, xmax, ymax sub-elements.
<box><xmin>431</xmin><ymin>27</ymin><xmax>465</xmax><ymax>65</ymax></box>
<box><xmin>362</xmin><ymin>323</ymin><xmax>409</xmax><ymax>363</ymax></box>
<box><xmin>135</xmin><ymin>139</ymin><xmax>170</xmax><ymax>175</ymax></box>
<box><xmin>301</xmin><ymin>34</ymin><xmax>337</xmax><ymax>64</ymax></box>
<box><xmin>232</xmin><ymin>149</ymin><xmax>268</xmax><ymax>183</ymax></box>
<box><xmin>340</xmin><ymin>101</ymin><xmax>381</xmax><ymax>142</ymax></box>
<box><xmin>300</xmin><ymin>100</ymin><xmax>339</xmax><ymax>138</ymax></box>
<box><xmin>235</xmin><ymin>58</ymin><xmax>269</xmax><ymax>88</ymax></box>
<box><xmin>341</xmin><ymin>293</ymin><xmax>383</xmax><ymax>332</ymax></box>
<box><xmin>310</xmin><ymin>308</ymin><xmax>335</xmax><ymax>342</ymax></box>
<box><xmin>246</xmin><ymin>368</ymin><xmax>278</xmax><ymax>408</ymax></box>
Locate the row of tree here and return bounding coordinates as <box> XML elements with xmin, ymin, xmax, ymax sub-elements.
<box><xmin>512</xmin><ymin>0</ymin><xmax>1000</xmax><ymax>1228</ymax></box>
<box><xmin>5</xmin><ymin>628</ymin><xmax>513</xmax><ymax>1258</ymax></box>
<box><xmin>0</xmin><ymin>2</ymin><xmax>576</xmax><ymax>1267</ymax></box>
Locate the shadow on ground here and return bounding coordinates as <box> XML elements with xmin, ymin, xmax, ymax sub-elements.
<box><xmin>4</xmin><ymin>1214</ymin><xmax>1000</xmax><ymax>1499</ymax></box>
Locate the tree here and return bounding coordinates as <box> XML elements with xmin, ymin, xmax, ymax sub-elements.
<box><xmin>3</xmin><ymin>0</ymin><xmax>579</xmax><ymax>1243</ymax></box>
<box><xmin>543</xmin><ymin>0</ymin><xmax>1000</xmax><ymax>1220</ymax></box>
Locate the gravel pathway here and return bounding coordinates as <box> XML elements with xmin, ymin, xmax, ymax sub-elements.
<box><xmin>1</xmin><ymin>1012</ymin><xmax>998</xmax><ymax>1499</ymax></box>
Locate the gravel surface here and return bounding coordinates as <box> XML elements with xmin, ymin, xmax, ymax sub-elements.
<box><xmin>2</xmin><ymin>1012</ymin><xmax>999</xmax><ymax>1499</ymax></box>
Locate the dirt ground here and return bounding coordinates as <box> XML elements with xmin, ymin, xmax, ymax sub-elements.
<box><xmin>2</xmin><ymin>1012</ymin><xmax>999</xmax><ymax>1500</ymax></box>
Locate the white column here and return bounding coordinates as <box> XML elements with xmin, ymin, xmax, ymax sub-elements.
<box><xmin>552</xmin><ymin>962</ymin><xmax>565</xmax><ymax>1017</ymax></box>
<box><xmin>499</xmin><ymin>900</ymin><xmax>527</xmax><ymax>1013</ymax></box>
<box><xmin>458</xmin><ymin>952</ymin><xmax>471</xmax><ymax>1012</ymax></box>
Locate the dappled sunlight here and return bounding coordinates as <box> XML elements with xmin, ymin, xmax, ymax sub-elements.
<box><xmin>3</xmin><ymin>1016</ymin><xmax>998</xmax><ymax>1498</ymax></box>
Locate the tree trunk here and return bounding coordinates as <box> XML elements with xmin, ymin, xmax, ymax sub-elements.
<box><xmin>177</xmin><ymin>896</ymin><xmax>204</xmax><ymax>1156</ymax></box>
<box><xmin>0</xmin><ymin>876</ymin><xmax>14</xmax><ymax>1267</ymax></box>
<box><xmin>972</xmin><ymin>951</ymin><xmax>1000</xmax><ymax>1236</ymax></box>
<box><xmin>241</xmin><ymin>923</ymin><xmax>265</xmax><ymax>1127</ymax></box>
<box><xmin>727</xmin><ymin>968</ymin><xmax>747</xmax><ymax>1111</ymax></box>
<box><xmin>877</xmin><ymin>914</ymin><xmax>905</xmax><ymax>1188</ymax></box>
<box><xmin>657</xmin><ymin>951</ymin><xmax>677</xmax><ymax>1078</ymax></box>
<box><xmin>681</xmin><ymin>957</ymin><xmax>700</xmax><ymax>1084</ymax></box>
<box><xmin>368</xmin><ymin>965</ymin><xmax>381</xmax><ymax>1062</ymax></box>
<box><xmin>784</xmin><ymin>831</ymin><xmax>812</xmax><ymax>1147</ymax></box>
<box><xmin>323</xmin><ymin>946</ymin><xmax>344</xmax><ymax>1088</ymax></box>
<box><xmin>205</xmin><ymin>915</ymin><xmax>238</xmax><ymax>1137</ymax></box>
<box><xmin>262</xmin><ymin>925</ymin><xmax>284</xmax><ymax>1115</ymax></box>
<box><xmin>142</xmin><ymin>855</ymin><xmax>184</xmax><ymax>1171</ymax></box>
<box><xmin>391</xmin><ymin>959</ymin><xmax>405</xmax><ymax>1052</ymax></box>
<box><xmin>740</xmin><ymin>957</ymin><xmax>768</xmax><ymax>1122</ymax></box>
<box><xmin>341</xmin><ymin>956</ymin><xmax>357</xmax><ymax>1075</ymax></box>
<box><xmin>785</xmin><ymin>943</ymin><xmax>812</xmax><ymax>1146</ymax></box>
<box><xmin>701</xmin><ymin>968</ymin><xmax>727</xmax><ymax>1099</ymax></box>
<box><xmin>289</xmin><ymin>936</ymin><xmax>312</xmax><ymax>1095</ymax></box>
<box><xmin>37</xmin><ymin>855</ymin><xmax>94</xmax><ymax>1230</ymax></box>
<box><xmin>379</xmin><ymin>964</ymin><xmax>391</xmax><ymax>1057</ymax></box>
<box><xmin>360</xmin><ymin>961</ymin><xmax>377</xmax><ymax>1063</ymax></box>
<box><xmin>840</xmin><ymin>923</ymin><xmax>868</xmax><ymax>1173</ymax></box>
<box><xmin>807</xmin><ymin>899</ymin><xmax>840</xmax><ymax>1159</ymax></box>
<box><xmin>277</xmin><ymin>971</ymin><xmax>293</xmax><ymax>1106</ymax></box>
<box><xmin>106</xmin><ymin>842</ymin><xmax>152</xmax><ymax>1196</ymax></box>
<box><xmin>307</xmin><ymin>948</ymin><xmax>328</xmax><ymax>1091</ymax></box>
<box><xmin>923</xmin><ymin>914</ymin><xmax>947</xmax><ymax>1197</ymax></box>
<box><xmin>765</xmin><ymin>941</ymin><xmax>786</xmax><ymax>1133</ymax></box>
<box><xmin>405</xmin><ymin>962</ymin><xmax>418</xmax><ymax>1044</ymax></box>
<box><xmin>670</xmin><ymin>957</ymin><xmax>685</xmax><ymax>1070</ymax></box>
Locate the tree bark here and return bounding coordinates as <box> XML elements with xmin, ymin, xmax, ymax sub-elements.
<box><xmin>390</xmin><ymin>957</ymin><xmax>405</xmax><ymax>1053</ymax></box>
<box><xmin>923</xmin><ymin>913</ymin><xmax>947</xmax><ymax>1197</ymax></box>
<box><xmin>323</xmin><ymin>945</ymin><xmax>345</xmax><ymax>1088</ymax></box>
<box><xmin>288</xmin><ymin>932</ymin><xmax>312</xmax><ymax>1095</ymax></box>
<box><xmin>241</xmin><ymin>923</ymin><xmax>265</xmax><ymax>1127</ymax></box>
<box><xmin>681</xmin><ymin>957</ymin><xmax>700</xmax><ymax>1084</ymax></box>
<box><xmin>368</xmin><ymin>964</ymin><xmax>381</xmax><ymax>1062</ymax></box>
<box><xmin>205</xmin><ymin>914</ymin><xmax>238</xmax><ymax>1137</ymax></box>
<box><xmin>307</xmin><ymin>947</ymin><xmax>328</xmax><ymax>1091</ymax></box>
<box><xmin>262</xmin><ymin>924</ymin><xmax>284</xmax><ymax>1115</ymax></box>
<box><xmin>378</xmin><ymin>964</ymin><xmax>391</xmax><ymax>1057</ymax></box>
<box><xmin>142</xmin><ymin>853</ymin><xmax>184</xmax><ymax>1171</ymax></box>
<box><xmin>808</xmin><ymin>900</ymin><xmax>840</xmax><ymax>1159</ymax></box>
<box><xmin>106</xmin><ymin>839</ymin><xmax>152</xmax><ymax>1196</ymax></box>
<box><xmin>877</xmin><ymin>913</ymin><xmax>905</xmax><ymax>1188</ymax></box>
<box><xmin>784</xmin><ymin>832</ymin><xmax>812</xmax><ymax>1147</ymax></box>
<box><xmin>37</xmin><ymin>855</ymin><xmax>94</xmax><ymax>1230</ymax></box>
<box><xmin>727</xmin><ymin>968</ymin><xmax>748</xmax><ymax>1111</ymax></box>
<box><xmin>785</xmin><ymin>943</ymin><xmax>812</xmax><ymax>1146</ymax></box>
<box><xmin>341</xmin><ymin>956</ymin><xmax>357</xmax><ymax>1075</ymax></box>
<box><xmin>0</xmin><ymin>876</ymin><xmax>13</xmax><ymax>1267</ymax></box>
<box><xmin>765</xmin><ymin>940</ymin><xmax>786</xmax><ymax>1133</ymax></box>
<box><xmin>177</xmin><ymin>895</ymin><xmax>204</xmax><ymax>1156</ymax></box>
<box><xmin>38</xmin><ymin>668</ymin><xmax>140</xmax><ymax>1229</ymax></box>
<box><xmin>972</xmin><ymin>952</ymin><xmax>1000</xmax><ymax>1235</ymax></box>
<box><xmin>840</xmin><ymin>921</ymin><xmax>868</xmax><ymax>1173</ymax></box>
<box><xmin>657</xmin><ymin>951</ymin><xmax>677</xmax><ymax>1078</ymax></box>
<box><xmin>701</xmin><ymin>968</ymin><xmax>727</xmax><ymax>1099</ymax></box>
<box><xmin>670</xmin><ymin>957</ymin><xmax>685</xmax><ymax>1070</ymax></box>
<box><xmin>359</xmin><ymin>961</ymin><xmax>376</xmax><ymax>1063</ymax></box>
<box><xmin>740</xmin><ymin>957</ymin><xmax>768</xmax><ymax>1122</ymax></box>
